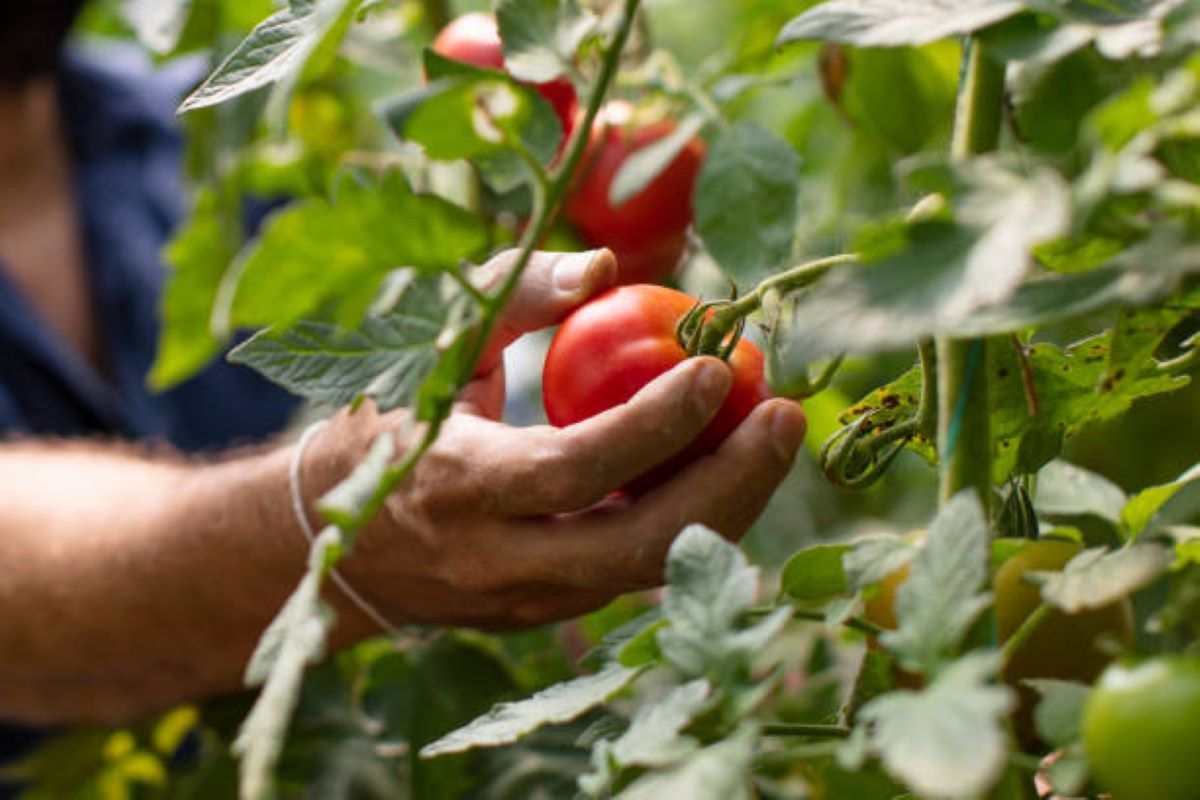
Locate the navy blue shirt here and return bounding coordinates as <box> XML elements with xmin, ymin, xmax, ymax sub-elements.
<box><xmin>0</xmin><ymin>44</ymin><xmax>296</xmax><ymax>773</ymax></box>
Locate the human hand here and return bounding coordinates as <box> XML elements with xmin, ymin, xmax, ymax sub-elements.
<box><xmin>307</xmin><ymin>249</ymin><xmax>807</xmax><ymax>633</ymax></box>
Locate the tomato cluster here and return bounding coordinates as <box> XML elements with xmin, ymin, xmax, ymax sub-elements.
<box><xmin>543</xmin><ymin>285</ymin><xmax>771</xmax><ymax>491</ymax></box>
<box><xmin>432</xmin><ymin>14</ymin><xmax>706</xmax><ymax>285</ymax></box>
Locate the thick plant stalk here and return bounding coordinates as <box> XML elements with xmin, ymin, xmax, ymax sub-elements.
<box><xmin>937</xmin><ymin>39</ymin><xmax>1004</xmax><ymax>510</ymax></box>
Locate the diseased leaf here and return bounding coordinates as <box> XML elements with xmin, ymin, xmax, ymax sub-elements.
<box><xmin>420</xmin><ymin>664</ymin><xmax>641</xmax><ymax>758</ymax></box>
<box><xmin>857</xmin><ymin>652</ymin><xmax>1014</xmax><ymax>799</ymax></box>
<box><xmin>777</xmin><ymin>0</ymin><xmax>1024</xmax><ymax>48</ymax></box>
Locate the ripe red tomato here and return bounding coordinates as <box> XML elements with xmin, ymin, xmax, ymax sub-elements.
<box><xmin>565</xmin><ymin>102</ymin><xmax>707</xmax><ymax>285</ymax></box>
<box><xmin>431</xmin><ymin>12</ymin><xmax>578</xmax><ymax>143</ymax></box>
<box><xmin>543</xmin><ymin>284</ymin><xmax>771</xmax><ymax>491</ymax></box>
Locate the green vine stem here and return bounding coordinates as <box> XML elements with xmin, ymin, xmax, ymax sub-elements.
<box><xmin>937</xmin><ymin>38</ymin><xmax>1004</xmax><ymax>512</ymax></box>
<box><xmin>1000</xmin><ymin>602</ymin><xmax>1053</xmax><ymax>665</ymax></box>
<box><xmin>677</xmin><ymin>252</ymin><xmax>860</xmax><ymax>356</ymax></box>
<box><xmin>760</xmin><ymin>723</ymin><xmax>852</xmax><ymax>738</ymax></box>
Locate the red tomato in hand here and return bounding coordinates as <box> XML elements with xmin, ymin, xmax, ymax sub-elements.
<box><xmin>543</xmin><ymin>285</ymin><xmax>771</xmax><ymax>491</ymax></box>
<box><xmin>565</xmin><ymin>102</ymin><xmax>707</xmax><ymax>285</ymax></box>
<box><xmin>431</xmin><ymin>12</ymin><xmax>578</xmax><ymax>143</ymax></box>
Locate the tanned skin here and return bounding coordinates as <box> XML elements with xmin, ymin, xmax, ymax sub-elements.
<box><xmin>0</xmin><ymin>74</ymin><xmax>806</xmax><ymax>726</ymax></box>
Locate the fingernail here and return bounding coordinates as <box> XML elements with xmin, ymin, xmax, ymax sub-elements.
<box><xmin>768</xmin><ymin>401</ymin><xmax>807</xmax><ymax>457</ymax></box>
<box><xmin>692</xmin><ymin>359</ymin><xmax>732</xmax><ymax>406</ymax></box>
<box><xmin>554</xmin><ymin>250</ymin><xmax>604</xmax><ymax>292</ymax></box>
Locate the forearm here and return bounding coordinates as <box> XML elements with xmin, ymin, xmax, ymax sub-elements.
<box><xmin>0</xmin><ymin>437</ymin><xmax>372</xmax><ymax>725</ymax></box>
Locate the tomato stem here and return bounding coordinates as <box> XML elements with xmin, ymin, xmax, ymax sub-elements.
<box><xmin>760</xmin><ymin>723</ymin><xmax>852</xmax><ymax>738</ymax></box>
<box><xmin>937</xmin><ymin>38</ymin><xmax>1005</xmax><ymax>513</ymax></box>
<box><xmin>1000</xmin><ymin>601</ymin><xmax>1054</xmax><ymax>666</ymax></box>
<box><xmin>680</xmin><ymin>252</ymin><xmax>859</xmax><ymax>357</ymax></box>
<box><xmin>791</xmin><ymin>608</ymin><xmax>885</xmax><ymax>637</ymax></box>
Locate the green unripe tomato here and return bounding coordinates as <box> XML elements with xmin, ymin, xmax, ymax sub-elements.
<box><xmin>995</xmin><ymin>538</ymin><xmax>1134</xmax><ymax>745</ymax></box>
<box><xmin>996</xmin><ymin>539</ymin><xmax>1134</xmax><ymax>685</ymax></box>
<box><xmin>1083</xmin><ymin>656</ymin><xmax>1200</xmax><ymax>800</ymax></box>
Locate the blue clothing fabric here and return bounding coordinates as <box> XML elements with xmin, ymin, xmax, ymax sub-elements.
<box><xmin>0</xmin><ymin>44</ymin><xmax>297</xmax><ymax>774</ymax></box>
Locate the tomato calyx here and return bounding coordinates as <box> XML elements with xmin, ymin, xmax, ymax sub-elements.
<box><xmin>673</xmin><ymin>285</ymin><xmax>748</xmax><ymax>361</ymax></box>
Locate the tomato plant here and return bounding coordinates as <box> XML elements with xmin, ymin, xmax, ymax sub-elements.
<box><xmin>1083</xmin><ymin>656</ymin><xmax>1200</xmax><ymax>800</ymax></box>
<box><xmin>543</xmin><ymin>284</ymin><xmax>771</xmax><ymax>489</ymax></box>
<box><xmin>24</xmin><ymin>0</ymin><xmax>1200</xmax><ymax>797</ymax></box>
<box><xmin>564</xmin><ymin>101</ymin><xmax>706</xmax><ymax>284</ymax></box>
<box><xmin>430</xmin><ymin>11</ymin><xmax>578</xmax><ymax>141</ymax></box>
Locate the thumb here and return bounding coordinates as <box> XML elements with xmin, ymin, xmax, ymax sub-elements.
<box><xmin>473</xmin><ymin>248</ymin><xmax>617</xmax><ymax>375</ymax></box>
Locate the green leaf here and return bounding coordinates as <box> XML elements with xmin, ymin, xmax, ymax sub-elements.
<box><xmin>843</xmin><ymin>536</ymin><xmax>920</xmax><ymax>591</ymax></box>
<box><xmin>1035</xmin><ymin>460</ymin><xmax>1127</xmax><ymax>524</ymax></box>
<box><xmin>235</xmin><ymin>526</ymin><xmax>340</xmax><ymax>800</ymax></box>
<box><xmin>120</xmin><ymin>0</ymin><xmax>193</xmax><ymax>54</ymax></box>
<box><xmin>230</xmin><ymin>175</ymin><xmax>487</xmax><ymax>330</ymax></box>
<box><xmin>179</xmin><ymin>0</ymin><xmax>356</xmax><ymax>113</ymax></box>
<box><xmin>840</xmin><ymin>45</ymin><xmax>958</xmax><ymax>155</ymax></box>
<box><xmin>881</xmin><ymin>492</ymin><xmax>991</xmax><ymax>676</ymax></box>
<box><xmin>496</xmin><ymin>0</ymin><xmax>596</xmax><ymax>83</ymax></box>
<box><xmin>988</xmin><ymin>332</ymin><xmax>1190</xmax><ymax>481</ymax></box>
<box><xmin>1123</xmin><ymin>461</ymin><xmax>1200</xmax><ymax>539</ymax></box>
<box><xmin>1036</xmin><ymin>544</ymin><xmax>1174</xmax><ymax>612</ymax></box>
<box><xmin>317</xmin><ymin>433</ymin><xmax>395</xmax><ymax>534</ymax></box>
<box><xmin>615</xmin><ymin>722</ymin><xmax>757</xmax><ymax>800</ymax></box>
<box><xmin>777</xmin><ymin>0</ymin><xmax>1024</xmax><ymax>48</ymax></box>
<box><xmin>580</xmin><ymin>608</ymin><xmax>665</xmax><ymax>670</ymax></box>
<box><xmin>419</xmin><ymin>664</ymin><xmax>641</xmax><ymax>759</ymax></box>
<box><xmin>579</xmin><ymin>680</ymin><xmax>710</xmax><ymax>796</ymax></box>
<box><xmin>228</xmin><ymin>276</ymin><xmax>475</xmax><ymax>412</ymax></box>
<box><xmin>694</xmin><ymin>122</ymin><xmax>801</xmax><ymax>283</ymax></box>
<box><xmin>657</xmin><ymin>525</ymin><xmax>792</xmax><ymax>676</ymax></box>
<box><xmin>857</xmin><ymin>652</ymin><xmax>1013</xmax><ymax>799</ymax></box>
<box><xmin>380</xmin><ymin>74</ymin><xmax>561</xmax><ymax>191</ymax></box>
<box><xmin>779</xmin><ymin>159</ymin><xmax>1070</xmax><ymax>363</ymax></box>
<box><xmin>149</xmin><ymin>189</ymin><xmax>237</xmax><ymax>390</ymax></box>
<box><xmin>1024</xmin><ymin>679</ymin><xmax>1090</xmax><ymax>750</ymax></box>
<box><xmin>781</xmin><ymin>544</ymin><xmax>851</xmax><ymax>601</ymax></box>
<box><xmin>610</xmin><ymin>114</ymin><xmax>708</xmax><ymax>206</ymax></box>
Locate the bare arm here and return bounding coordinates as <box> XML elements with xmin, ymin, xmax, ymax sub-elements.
<box><xmin>0</xmin><ymin>249</ymin><xmax>807</xmax><ymax>725</ymax></box>
<box><xmin>0</xmin><ymin>437</ymin><xmax>354</xmax><ymax>725</ymax></box>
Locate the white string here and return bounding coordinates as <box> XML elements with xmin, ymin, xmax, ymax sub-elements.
<box><xmin>289</xmin><ymin>419</ymin><xmax>404</xmax><ymax>638</ymax></box>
